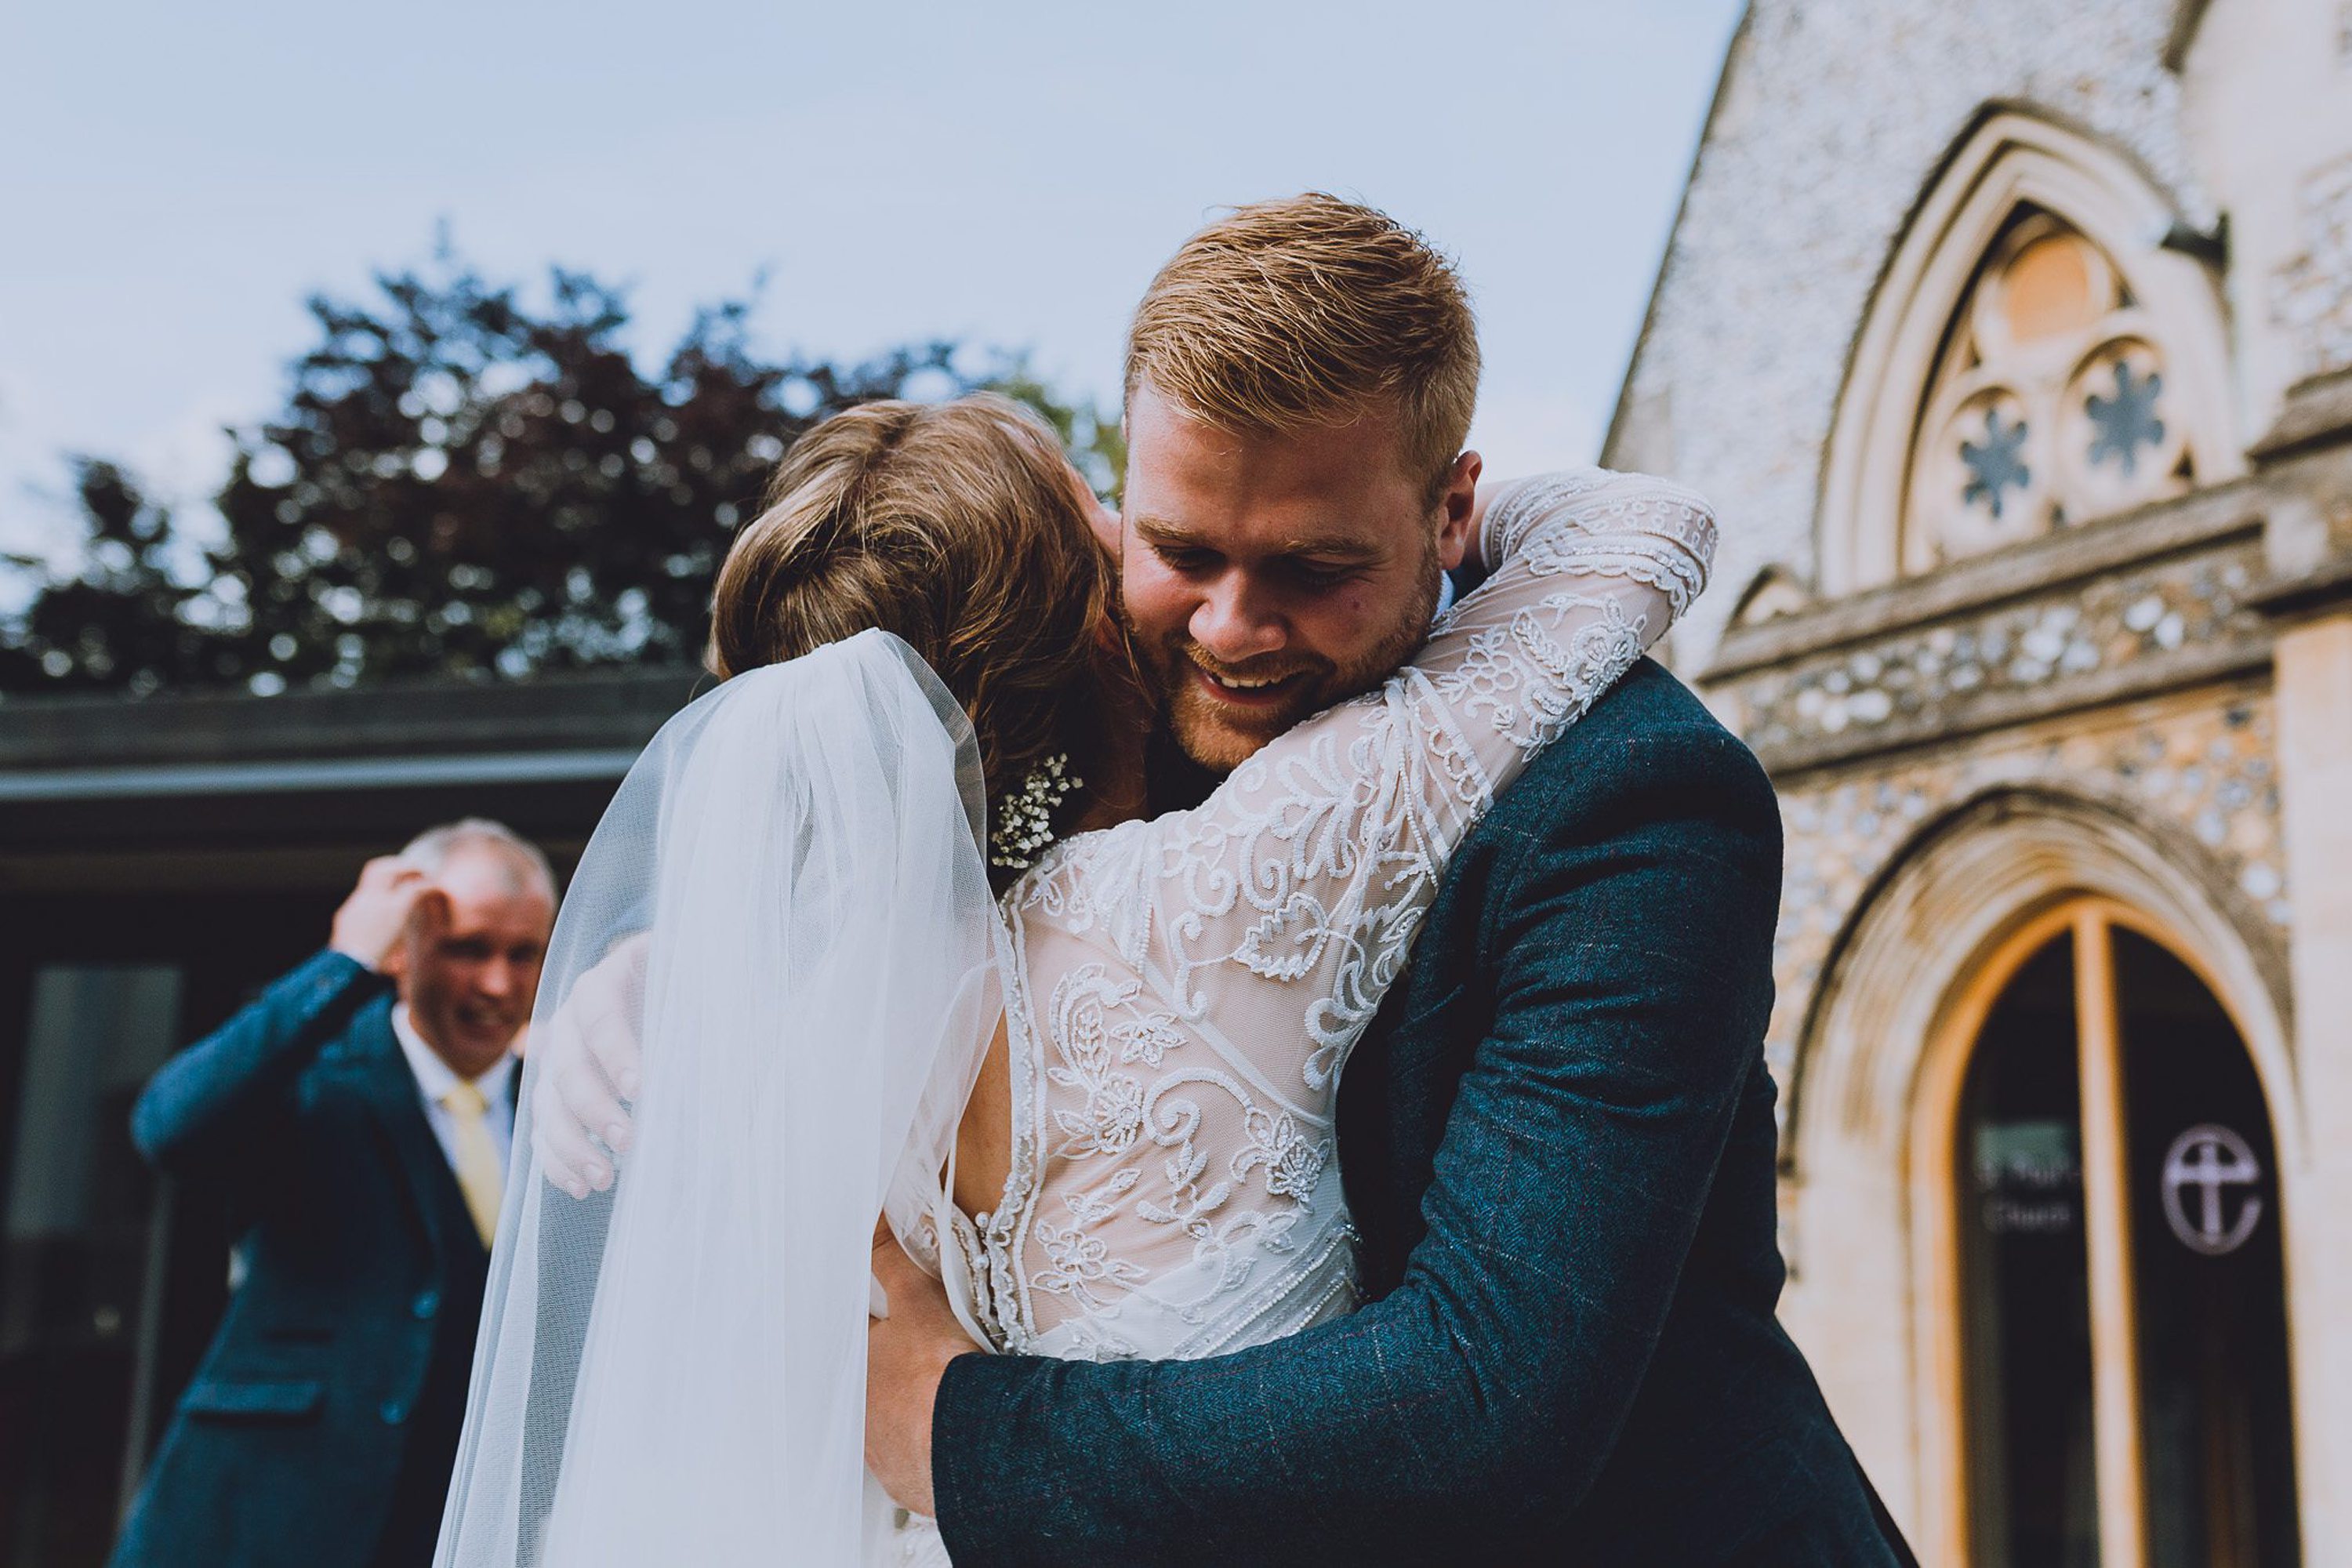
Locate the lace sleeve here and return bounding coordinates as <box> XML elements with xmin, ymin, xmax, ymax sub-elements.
<box><xmin>1091</xmin><ymin>468</ymin><xmax>1716</xmax><ymax>1094</ymax></box>
<box><xmin>1429</xmin><ymin>467</ymin><xmax>1715</xmax><ymax>779</ymax></box>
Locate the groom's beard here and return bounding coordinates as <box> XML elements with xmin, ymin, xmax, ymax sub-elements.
<box><xmin>1134</xmin><ymin>535</ymin><xmax>1444</xmax><ymax>777</ymax></box>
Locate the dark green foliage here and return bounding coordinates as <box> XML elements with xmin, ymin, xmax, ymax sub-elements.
<box><xmin>3</xmin><ymin>461</ymin><xmax>218</xmax><ymax>695</ymax></box>
<box><xmin>2</xmin><ymin>247</ymin><xmax>1120</xmax><ymax>695</ymax></box>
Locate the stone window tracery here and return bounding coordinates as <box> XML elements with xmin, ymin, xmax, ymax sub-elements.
<box><xmin>1906</xmin><ymin>213</ymin><xmax>2195</xmax><ymax>572</ymax></box>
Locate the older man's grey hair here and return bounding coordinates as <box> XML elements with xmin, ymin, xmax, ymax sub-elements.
<box><xmin>400</xmin><ymin>818</ymin><xmax>558</xmax><ymax>904</ymax></box>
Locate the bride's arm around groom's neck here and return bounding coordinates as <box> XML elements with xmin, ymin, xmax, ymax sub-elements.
<box><xmin>869</xmin><ymin>659</ymin><xmax>1896</xmax><ymax>1564</ymax></box>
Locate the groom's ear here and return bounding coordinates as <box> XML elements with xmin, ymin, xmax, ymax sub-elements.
<box><xmin>1433</xmin><ymin>450</ymin><xmax>1482</xmax><ymax>572</ymax></box>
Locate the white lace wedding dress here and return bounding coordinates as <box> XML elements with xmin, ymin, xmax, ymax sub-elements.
<box><xmin>437</xmin><ymin>466</ymin><xmax>1713</xmax><ymax>1568</ymax></box>
<box><xmin>892</xmin><ymin>468</ymin><xmax>1715</xmax><ymax>1560</ymax></box>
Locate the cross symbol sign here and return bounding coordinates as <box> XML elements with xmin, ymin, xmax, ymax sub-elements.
<box><xmin>2161</xmin><ymin>1123</ymin><xmax>2263</xmax><ymax>1257</ymax></box>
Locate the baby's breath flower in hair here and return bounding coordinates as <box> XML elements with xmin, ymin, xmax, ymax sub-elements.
<box><xmin>989</xmin><ymin>753</ymin><xmax>1080</xmax><ymax>873</ymax></box>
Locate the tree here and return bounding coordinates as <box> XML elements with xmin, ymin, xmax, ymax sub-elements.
<box><xmin>0</xmin><ymin>245</ymin><xmax>1121</xmax><ymax>695</ymax></box>
<box><xmin>1</xmin><ymin>461</ymin><xmax>209</xmax><ymax>695</ymax></box>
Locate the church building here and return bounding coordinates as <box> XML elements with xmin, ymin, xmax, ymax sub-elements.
<box><xmin>1607</xmin><ymin>3</ymin><xmax>2352</xmax><ymax>1563</ymax></box>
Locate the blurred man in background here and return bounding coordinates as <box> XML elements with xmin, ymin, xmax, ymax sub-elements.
<box><xmin>109</xmin><ymin>820</ymin><xmax>556</xmax><ymax>1568</ymax></box>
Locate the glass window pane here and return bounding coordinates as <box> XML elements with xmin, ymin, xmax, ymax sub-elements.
<box><xmin>2000</xmin><ymin>234</ymin><xmax>2104</xmax><ymax>345</ymax></box>
<box><xmin>2114</xmin><ymin>930</ymin><xmax>2301</xmax><ymax>1568</ymax></box>
<box><xmin>1</xmin><ymin>964</ymin><xmax>184</xmax><ymax>1567</ymax></box>
<box><xmin>1959</xmin><ymin>931</ymin><xmax>2101</xmax><ymax>1568</ymax></box>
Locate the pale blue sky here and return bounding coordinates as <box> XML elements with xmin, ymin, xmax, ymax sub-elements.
<box><xmin>0</xmin><ymin>0</ymin><xmax>1740</xmax><ymax>575</ymax></box>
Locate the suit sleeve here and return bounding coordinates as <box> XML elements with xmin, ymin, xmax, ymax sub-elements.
<box><xmin>931</xmin><ymin>724</ymin><xmax>1783</xmax><ymax>1566</ymax></box>
<box><xmin>130</xmin><ymin>947</ymin><xmax>393</xmax><ymax>1185</ymax></box>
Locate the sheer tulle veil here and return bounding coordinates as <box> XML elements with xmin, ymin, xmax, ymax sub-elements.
<box><xmin>434</xmin><ymin>629</ymin><xmax>1002</xmax><ymax>1567</ymax></box>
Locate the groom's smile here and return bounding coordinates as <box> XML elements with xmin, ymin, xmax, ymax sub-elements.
<box><xmin>1187</xmin><ymin>652</ymin><xmax>1322</xmax><ymax>706</ymax></box>
<box><xmin>1118</xmin><ymin>380</ymin><xmax>1478</xmax><ymax>774</ymax></box>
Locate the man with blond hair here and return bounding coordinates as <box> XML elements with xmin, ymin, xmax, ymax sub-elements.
<box><xmin>114</xmin><ymin>822</ymin><xmax>554</xmax><ymax>1568</ymax></box>
<box><xmin>864</xmin><ymin>196</ymin><xmax>1913</xmax><ymax>1564</ymax></box>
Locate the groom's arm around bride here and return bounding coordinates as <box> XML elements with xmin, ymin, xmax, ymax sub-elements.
<box><xmin>869</xmin><ymin>659</ymin><xmax>1911</xmax><ymax>1566</ymax></box>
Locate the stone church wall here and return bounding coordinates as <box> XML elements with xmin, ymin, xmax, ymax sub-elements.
<box><xmin>1605</xmin><ymin>5</ymin><xmax>2352</xmax><ymax>1551</ymax></box>
<box><xmin>1611</xmin><ymin>0</ymin><xmax>2211</xmax><ymax>669</ymax></box>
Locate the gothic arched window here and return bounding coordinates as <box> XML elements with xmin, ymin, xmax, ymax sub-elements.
<box><xmin>1907</xmin><ymin>212</ymin><xmax>2194</xmax><ymax>571</ymax></box>
<box><xmin>1818</xmin><ymin>113</ymin><xmax>2239</xmax><ymax>594</ymax></box>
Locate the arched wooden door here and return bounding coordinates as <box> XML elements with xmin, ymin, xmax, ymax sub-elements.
<box><xmin>1923</xmin><ymin>900</ymin><xmax>2299</xmax><ymax>1567</ymax></box>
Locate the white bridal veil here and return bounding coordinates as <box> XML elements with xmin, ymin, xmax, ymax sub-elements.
<box><xmin>434</xmin><ymin>630</ymin><xmax>1003</xmax><ymax>1567</ymax></box>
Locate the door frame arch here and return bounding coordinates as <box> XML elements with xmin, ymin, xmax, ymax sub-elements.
<box><xmin>1777</xmin><ymin>789</ymin><xmax>2308</xmax><ymax>1563</ymax></box>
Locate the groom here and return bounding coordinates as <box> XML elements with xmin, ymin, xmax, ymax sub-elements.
<box><xmin>862</xmin><ymin>195</ymin><xmax>1913</xmax><ymax>1564</ymax></box>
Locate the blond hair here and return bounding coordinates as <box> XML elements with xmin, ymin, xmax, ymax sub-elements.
<box><xmin>1125</xmin><ymin>193</ymin><xmax>1480</xmax><ymax>503</ymax></box>
<box><xmin>706</xmin><ymin>395</ymin><xmax>1120</xmax><ymax>866</ymax></box>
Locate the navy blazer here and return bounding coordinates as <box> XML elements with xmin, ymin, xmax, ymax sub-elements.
<box><xmin>111</xmin><ymin>951</ymin><xmax>493</xmax><ymax>1568</ymax></box>
<box><xmin>933</xmin><ymin>660</ymin><xmax>1904</xmax><ymax>1565</ymax></box>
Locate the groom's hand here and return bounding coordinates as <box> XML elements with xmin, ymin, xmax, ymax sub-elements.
<box><xmin>532</xmin><ymin>932</ymin><xmax>649</xmax><ymax>1198</ymax></box>
<box><xmin>866</xmin><ymin>1223</ymin><xmax>972</xmax><ymax>1517</ymax></box>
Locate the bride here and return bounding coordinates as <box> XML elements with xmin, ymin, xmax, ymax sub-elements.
<box><xmin>434</xmin><ymin>391</ymin><xmax>1713</xmax><ymax>1566</ymax></box>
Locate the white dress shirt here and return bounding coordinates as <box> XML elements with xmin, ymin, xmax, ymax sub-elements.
<box><xmin>391</xmin><ymin>1003</ymin><xmax>517</xmax><ymax>1176</ymax></box>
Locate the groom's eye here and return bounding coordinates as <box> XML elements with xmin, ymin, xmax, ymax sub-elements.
<box><xmin>1153</xmin><ymin>544</ymin><xmax>1219</xmax><ymax>574</ymax></box>
<box><xmin>1285</xmin><ymin>560</ymin><xmax>1361</xmax><ymax>591</ymax></box>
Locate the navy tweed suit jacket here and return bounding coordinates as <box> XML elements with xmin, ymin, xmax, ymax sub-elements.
<box><xmin>111</xmin><ymin>951</ymin><xmax>493</xmax><ymax>1568</ymax></box>
<box><xmin>932</xmin><ymin>660</ymin><xmax>1904</xmax><ymax>1565</ymax></box>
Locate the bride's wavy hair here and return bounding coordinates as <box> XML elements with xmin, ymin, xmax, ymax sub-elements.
<box><xmin>706</xmin><ymin>394</ymin><xmax>1123</xmax><ymax>872</ymax></box>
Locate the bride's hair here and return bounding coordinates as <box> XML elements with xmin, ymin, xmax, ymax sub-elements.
<box><xmin>706</xmin><ymin>393</ymin><xmax>1121</xmax><ymax>863</ymax></box>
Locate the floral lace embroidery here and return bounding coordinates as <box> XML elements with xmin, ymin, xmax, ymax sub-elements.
<box><xmin>955</xmin><ymin>470</ymin><xmax>1715</xmax><ymax>1361</ymax></box>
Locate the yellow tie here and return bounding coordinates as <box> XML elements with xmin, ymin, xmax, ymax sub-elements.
<box><xmin>439</xmin><ymin>1081</ymin><xmax>503</xmax><ymax>1248</ymax></box>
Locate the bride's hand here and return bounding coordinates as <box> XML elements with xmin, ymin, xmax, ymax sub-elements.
<box><xmin>531</xmin><ymin>931</ymin><xmax>649</xmax><ymax>1199</ymax></box>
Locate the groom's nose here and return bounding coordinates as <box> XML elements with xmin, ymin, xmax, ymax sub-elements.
<box><xmin>1189</xmin><ymin>573</ymin><xmax>1287</xmax><ymax>663</ymax></box>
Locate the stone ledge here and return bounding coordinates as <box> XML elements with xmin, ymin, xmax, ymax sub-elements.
<box><xmin>2248</xmin><ymin>551</ymin><xmax>2352</xmax><ymax>621</ymax></box>
<box><xmin>1748</xmin><ymin>637</ymin><xmax>2272</xmax><ymax>778</ymax></box>
<box><xmin>2248</xmin><ymin>368</ymin><xmax>2352</xmax><ymax>465</ymax></box>
<box><xmin>1706</xmin><ymin>479</ymin><xmax>2266</xmax><ymax>682</ymax></box>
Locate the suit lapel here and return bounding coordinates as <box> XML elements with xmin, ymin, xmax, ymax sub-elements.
<box><xmin>347</xmin><ymin>998</ymin><xmax>468</xmax><ymax>1265</ymax></box>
